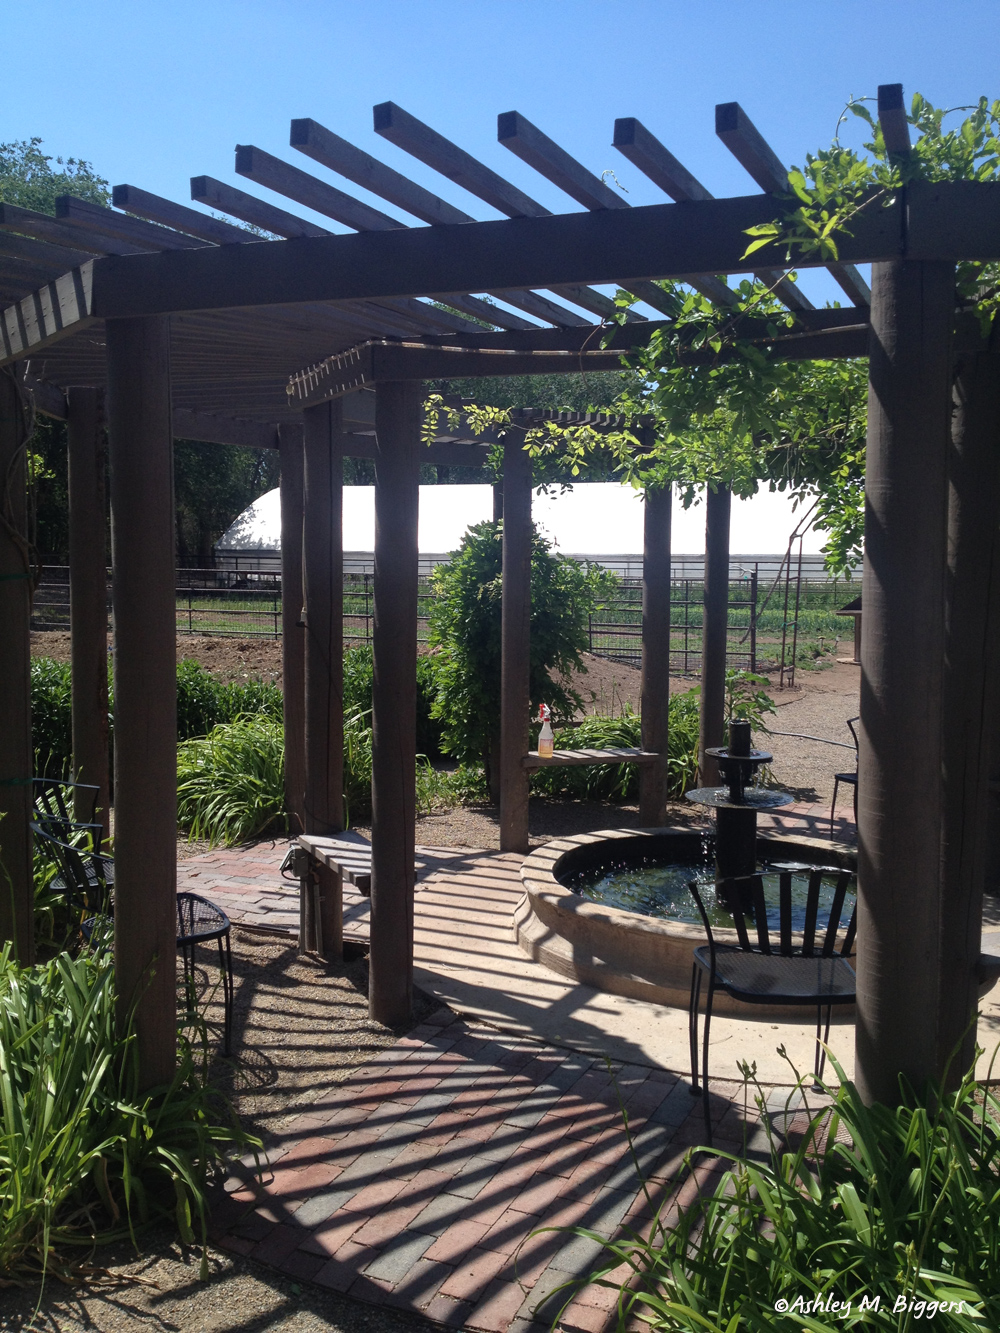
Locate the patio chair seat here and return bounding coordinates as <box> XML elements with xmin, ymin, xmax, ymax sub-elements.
<box><xmin>693</xmin><ymin>943</ymin><xmax>855</xmax><ymax>1003</ymax></box>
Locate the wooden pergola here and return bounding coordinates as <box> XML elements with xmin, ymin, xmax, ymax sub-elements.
<box><xmin>2</xmin><ymin>85</ymin><xmax>997</xmax><ymax>1107</ymax></box>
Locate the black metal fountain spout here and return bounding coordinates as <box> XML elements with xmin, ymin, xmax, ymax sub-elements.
<box><xmin>685</xmin><ymin>718</ymin><xmax>793</xmax><ymax>882</ymax></box>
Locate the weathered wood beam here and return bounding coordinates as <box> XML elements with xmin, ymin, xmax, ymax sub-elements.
<box><xmin>0</xmin><ymin>367</ymin><xmax>33</xmax><ymax>962</ymax></box>
<box><xmin>373</xmin><ymin>102</ymin><xmax>632</xmax><ymax>324</ymax></box>
<box><xmin>639</xmin><ymin>480</ymin><xmax>671</xmax><ymax>824</ymax></box>
<box><xmin>855</xmin><ymin>260</ymin><xmax>954</xmax><ymax>1105</ymax></box>
<box><xmin>302</xmin><ymin>401</ymin><xmax>344</xmax><ymax>839</ymax></box>
<box><xmin>235</xmin><ymin>144</ymin><xmax>402</xmax><ymax>232</ymax></box>
<box><xmin>940</xmin><ymin>334</ymin><xmax>1000</xmax><ymax>1080</ymax></box>
<box><xmin>0</xmin><ymin>262</ymin><xmax>95</xmax><ymax>362</ymax></box>
<box><xmin>56</xmin><ymin>196</ymin><xmax>207</xmax><ymax>251</ymax></box>
<box><xmin>877</xmin><ymin>83</ymin><xmax>911</xmax><ymax>156</ymax></box>
<box><xmin>713</xmin><ymin>102</ymin><xmax>870</xmax><ymax>306</ymax></box>
<box><xmin>0</xmin><ymin>230</ymin><xmax>93</xmax><ymax>271</ymax></box>
<box><xmin>292</xmin><ymin>119</ymin><xmax>607</xmax><ymax>328</ymax></box>
<box><xmin>0</xmin><ymin>202</ymin><xmax>144</xmax><ymax>255</ymax></box>
<box><xmin>497</xmin><ymin>109</ymin><xmax>720</xmax><ymax>318</ymax></box>
<box><xmin>171</xmin><ymin>407</ymin><xmax>278</xmax><ymax>449</ymax></box>
<box><xmin>21</xmin><ymin>370</ymin><xmax>67</xmax><ymax>418</ymax></box>
<box><xmin>369</xmin><ymin>381</ymin><xmax>421</xmax><ymax>1026</ymax></box>
<box><xmin>82</xmin><ymin>187</ymin><xmax>905</xmax><ymax>317</ymax></box>
<box><xmin>500</xmin><ymin>438</ymin><xmax>532</xmax><ymax>852</ymax></box>
<box><xmin>279</xmin><ymin>421</ymin><xmax>306</xmax><ymax>837</ymax></box>
<box><xmin>112</xmin><ymin>184</ymin><xmax>254</xmax><ymax>245</ymax></box>
<box><xmin>106</xmin><ymin>315</ymin><xmax>177</xmax><ymax>1089</ymax></box>
<box><xmin>67</xmin><ymin>386</ymin><xmax>110</xmax><ymax>841</ymax></box>
<box><xmin>287</xmin><ymin>315</ymin><xmax>870</xmax><ymax>406</ymax></box>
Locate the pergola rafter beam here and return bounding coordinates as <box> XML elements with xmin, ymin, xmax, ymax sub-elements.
<box><xmin>714</xmin><ymin>102</ymin><xmax>871</xmax><ymax>306</ymax></box>
<box><xmin>499</xmin><ymin>109</ymin><xmax>737</xmax><ymax>313</ymax></box>
<box><xmin>289</xmin><ymin>117</ymin><xmax>612</xmax><ymax>327</ymax></box>
<box><xmin>373</xmin><ymin>101</ymin><xmax>638</xmax><ymax>324</ymax></box>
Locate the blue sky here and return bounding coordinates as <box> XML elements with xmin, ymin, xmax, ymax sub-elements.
<box><xmin>3</xmin><ymin>0</ymin><xmax>997</xmax><ymax>310</ymax></box>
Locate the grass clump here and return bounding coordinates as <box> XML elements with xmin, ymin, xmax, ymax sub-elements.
<box><xmin>553</xmin><ymin>1054</ymin><xmax>1000</xmax><ymax>1331</ymax></box>
<box><xmin>177</xmin><ymin>714</ymin><xmax>285</xmax><ymax>845</ymax></box>
<box><xmin>0</xmin><ymin>943</ymin><xmax>248</xmax><ymax>1284</ymax></box>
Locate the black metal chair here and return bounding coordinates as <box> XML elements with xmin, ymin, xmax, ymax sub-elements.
<box><xmin>687</xmin><ymin>865</ymin><xmax>857</xmax><ymax>1145</ymax></box>
<box><xmin>31</xmin><ymin>821</ymin><xmax>113</xmax><ymax>921</ymax></box>
<box><xmin>33</xmin><ymin>777</ymin><xmax>101</xmax><ymax>838</ymax></box>
<box><xmin>830</xmin><ymin>717</ymin><xmax>860</xmax><ymax>834</ymax></box>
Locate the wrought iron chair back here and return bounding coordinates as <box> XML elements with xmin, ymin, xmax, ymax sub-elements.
<box><xmin>687</xmin><ymin>864</ymin><xmax>856</xmax><ymax>1146</ymax></box>
<box><xmin>33</xmin><ymin>778</ymin><xmax>102</xmax><ymax>845</ymax></box>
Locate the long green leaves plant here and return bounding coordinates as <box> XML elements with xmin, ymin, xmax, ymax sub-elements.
<box><xmin>0</xmin><ymin>942</ymin><xmax>249</xmax><ymax>1284</ymax></box>
<box><xmin>545</xmin><ymin>1052</ymin><xmax>1000</xmax><ymax>1331</ymax></box>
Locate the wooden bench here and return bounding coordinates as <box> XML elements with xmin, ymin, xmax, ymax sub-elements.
<box><xmin>521</xmin><ymin>746</ymin><xmax>660</xmax><ymax>770</ymax></box>
<box><xmin>292</xmin><ymin>832</ymin><xmax>372</xmax><ymax>958</ymax></box>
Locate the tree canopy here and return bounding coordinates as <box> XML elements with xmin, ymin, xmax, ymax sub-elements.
<box><xmin>0</xmin><ymin>138</ymin><xmax>110</xmax><ymax>213</ymax></box>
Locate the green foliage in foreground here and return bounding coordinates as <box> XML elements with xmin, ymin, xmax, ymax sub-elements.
<box><xmin>177</xmin><ymin>715</ymin><xmax>286</xmax><ymax>845</ymax></box>
<box><xmin>0</xmin><ymin>943</ymin><xmax>248</xmax><ymax>1283</ymax></box>
<box><xmin>555</xmin><ymin>1054</ymin><xmax>1000</xmax><ymax>1331</ymax></box>
<box><xmin>529</xmin><ymin>694</ymin><xmax>701</xmax><ymax>803</ymax></box>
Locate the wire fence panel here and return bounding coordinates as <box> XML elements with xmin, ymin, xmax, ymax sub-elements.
<box><xmin>33</xmin><ymin>562</ymin><xmax>861</xmax><ymax>674</ymax></box>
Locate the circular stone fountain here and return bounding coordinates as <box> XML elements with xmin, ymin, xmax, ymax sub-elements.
<box><xmin>516</xmin><ymin>821</ymin><xmax>857</xmax><ymax>1015</ymax></box>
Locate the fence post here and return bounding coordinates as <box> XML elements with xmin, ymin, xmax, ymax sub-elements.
<box><xmin>750</xmin><ymin>567</ymin><xmax>758</xmax><ymax>674</ymax></box>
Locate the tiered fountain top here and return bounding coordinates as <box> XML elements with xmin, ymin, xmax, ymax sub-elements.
<box><xmin>685</xmin><ymin>719</ymin><xmax>794</xmax><ymax>812</ymax></box>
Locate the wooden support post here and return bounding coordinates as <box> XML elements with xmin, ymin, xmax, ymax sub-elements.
<box><xmin>640</xmin><ymin>482</ymin><xmax>672</xmax><ymax>825</ymax></box>
<box><xmin>939</xmin><ymin>334</ymin><xmax>1000</xmax><ymax>1080</ymax></box>
<box><xmin>279</xmin><ymin>421</ymin><xmax>306</xmax><ymax>837</ymax></box>
<box><xmin>492</xmin><ymin>482</ymin><xmax>504</xmax><ymax>522</ymax></box>
<box><xmin>0</xmin><ymin>368</ymin><xmax>33</xmax><ymax>962</ymax></box>
<box><xmin>303</xmin><ymin>401</ymin><xmax>344</xmax><ymax>962</ymax></box>
<box><xmin>855</xmin><ymin>260</ymin><xmax>954</xmax><ymax>1105</ymax></box>
<box><xmin>699</xmin><ymin>484</ymin><xmax>730</xmax><ymax>787</ymax></box>
<box><xmin>302</xmin><ymin>401</ymin><xmax>344</xmax><ymax>839</ymax></box>
<box><xmin>500</xmin><ymin>439</ymin><xmax>532</xmax><ymax>854</ymax></box>
<box><xmin>67</xmin><ymin>386</ymin><xmax>110</xmax><ymax>840</ymax></box>
<box><xmin>369</xmin><ymin>381</ymin><xmax>421</xmax><ymax>1026</ymax></box>
<box><xmin>106</xmin><ymin>316</ymin><xmax>176</xmax><ymax>1088</ymax></box>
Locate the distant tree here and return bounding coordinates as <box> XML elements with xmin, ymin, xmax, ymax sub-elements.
<box><xmin>427</xmin><ymin>520</ymin><xmax>615</xmax><ymax>801</ymax></box>
<box><xmin>0</xmin><ymin>138</ymin><xmax>110</xmax><ymax>212</ymax></box>
<box><xmin>174</xmin><ymin>441</ymin><xmax>279</xmax><ymax>567</ymax></box>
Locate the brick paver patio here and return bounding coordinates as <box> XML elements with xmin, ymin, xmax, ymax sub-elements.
<box><xmin>210</xmin><ymin>1007</ymin><xmax>769</xmax><ymax>1331</ymax></box>
<box><xmin>178</xmin><ymin>808</ymin><xmax>855</xmax><ymax>1329</ymax></box>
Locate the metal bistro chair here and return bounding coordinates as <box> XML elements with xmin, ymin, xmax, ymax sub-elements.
<box><xmin>830</xmin><ymin>717</ymin><xmax>860</xmax><ymax>835</ymax></box>
<box><xmin>33</xmin><ymin>776</ymin><xmax>101</xmax><ymax>837</ymax></box>
<box><xmin>31</xmin><ymin>821</ymin><xmax>114</xmax><ymax>922</ymax></box>
<box><xmin>687</xmin><ymin>865</ymin><xmax>857</xmax><ymax>1145</ymax></box>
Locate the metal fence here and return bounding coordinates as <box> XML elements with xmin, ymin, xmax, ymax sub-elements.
<box><xmin>32</xmin><ymin>564</ymin><xmax>761</xmax><ymax>672</ymax></box>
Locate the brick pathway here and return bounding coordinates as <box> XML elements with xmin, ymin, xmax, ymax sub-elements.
<box><xmin>211</xmin><ymin>1008</ymin><xmax>764</xmax><ymax>1331</ymax></box>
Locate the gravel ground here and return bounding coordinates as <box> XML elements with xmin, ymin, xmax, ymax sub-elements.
<box><xmin>4</xmin><ymin>933</ymin><xmax>439</xmax><ymax>1332</ymax></box>
<box><xmin>763</xmin><ymin>660</ymin><xmax>860</xmax><ymax>803</ymax></box>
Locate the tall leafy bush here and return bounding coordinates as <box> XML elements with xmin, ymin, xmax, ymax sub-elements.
<box><xmin>428</xmin><ymin>520</ymin><xmax>614</xmax><ymax>798</ymax></box>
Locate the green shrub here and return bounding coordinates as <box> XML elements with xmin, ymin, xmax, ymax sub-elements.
<box><xmin>177</xmin><ymin>714</ymin><xmax>285</xmax><ymax>845</ymax></box>
<box><xmin>30</xmin><ymin>656</ymin><xmax>283</xmax><ymax>784</ymax></box>
<box><xmin>427</xmin><ymin>520</ymin><xmax>615</xmax><ymax>797</ymax></box>
<box><xmin>0</xmin><ymin>943</ymin><xmax>249</xmax><ymax>1282</ymax></box>
<box><xmin>31</xmin><ymin>657</ymin><xmax>73</xmax><ymax>778</ymax></box>
<box><xmin>529</xmin><ymin>692</ymin><xmax>701</xmax><ymax>802</ymax></box>
<box><xmin>554</xmin><ymin>1054</ymin><xmax>1000</xmax><ymax>1331</ymax></box>
<box><xmin>343</xmin><ymin>646</ymin><xmax>444</xmax><ymax>760</ymax></box>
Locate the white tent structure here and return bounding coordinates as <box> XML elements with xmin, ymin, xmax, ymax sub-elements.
<box><xmin>216</xmin><ymin>481</ymin><xmax>829</xmax><ymax>577</ymax></box>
